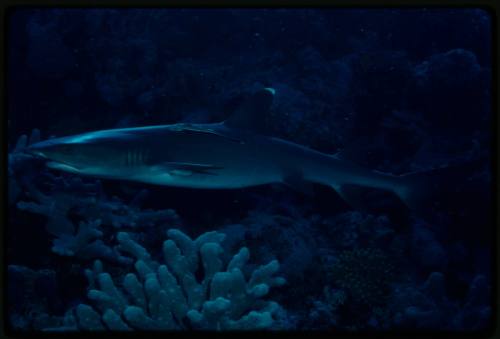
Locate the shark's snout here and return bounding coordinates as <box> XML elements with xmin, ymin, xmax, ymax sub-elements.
<box><xmin>23</xmin><ymin>134</ymin><xmax>117</xmax><ymax>175</ymax></box>
<box><xmin>25</xmin><ymin>140</ymin><xmax>55</xmax><ymax>158</ymax></box>
<box><xmin>26</xmin><ymin>138</ymin><xmax>76</xmax><ymax>160</ymax></box>
<box><xmin>24</xmin><ymin>141</ymin><xmax>51</xmax><ymax>158</ymax></box>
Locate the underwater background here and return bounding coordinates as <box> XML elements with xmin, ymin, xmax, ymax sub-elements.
<box><xmin>6</xmin><ymin>8</ymin><xmax>493</xmax><ymax>331</ymax></box>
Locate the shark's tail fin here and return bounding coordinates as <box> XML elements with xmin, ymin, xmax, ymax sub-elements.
<box><xmin>394</xmin><ymin>159</ymin><xmax>486</xmax><ymax>215</ymax></box>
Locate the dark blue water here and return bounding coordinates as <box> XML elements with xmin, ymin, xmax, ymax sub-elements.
<box><xmin>7</xmin><ymin>8</ymin><xmax>493</xmax><ymax>332</ymax></box>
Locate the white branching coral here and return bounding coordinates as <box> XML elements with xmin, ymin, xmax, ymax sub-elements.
<box><xmin>73</xmin><ymin>228</ymin><xmax>286</xmax><ymax>331</ymax></box>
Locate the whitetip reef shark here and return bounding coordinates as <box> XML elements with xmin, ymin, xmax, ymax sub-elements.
<box><xmin>27</xmin><ymin>88</ymin><xmax>426</xmax><ymax>210</ymax></box>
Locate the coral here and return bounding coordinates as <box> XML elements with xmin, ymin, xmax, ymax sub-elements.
<box><xmin>321</xmin><ymin>211</ymin><xmax>396</xmax><ymax>250</ymax></box>
<box><xmin>232</xmin><ymin>208</ymin><xmax>319</xmax><ymax>281</ymax></box>
<box><xmin>15</xmin><ymin>186</ymin><xmax>129</xmax><ymax>263</ymax></box>
<box><xmin>51</xmin><ymin>219</ymin><xmax>103</xmax><ymax>256</ymax></box>
<box><xmin>48</xmin><ymin>219</ymin><xmax>131</xmax><ymax>265</ymax></box>
<box><xmin>452</xmin><ymin>275</ymin><xmax>491</xmax><ymax>330</ymax></box>
<box><xmin>410</xmin><ymin>48</ymin><xmax>489</xmax><ymax>134</ymax></box>
<box><xmin>307</xmin><ymin>286</ymin><xmax>346</xmax><ymax>329</ymax></box>
<box><xmin>65</xmin><ymin>228</ymin><xmax>286</xmax><ymax>331</ymax></box>
<box><xmin>389</xmin><ymin>271</ymin><xmax>491</xmax><ymax>330</ymax></box>
<box><xmin>8</xmin><ymin>129</ymin><xmax>44</xmax><ymax>206</ymax></box>
<box><xmin>328</xmin><ymin>248</ymin><xmax>395</xmax><ymax>307</ymax></box>
<box><xmin>8</xmin><ymin>265</ymin><xmax>62</xmax><ymax>330</ymax></box>
<box><xmin>410</xmin><ymin>220</ymin><xmax>448</xmax><ymax>270</ymax></box>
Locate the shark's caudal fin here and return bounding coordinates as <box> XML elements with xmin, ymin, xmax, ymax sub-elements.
<box><xmin>393</xmin><ymin>159</ymin><xmax>486</xmax><ymax>214</ymax></box>
<box><xmin>330</xmin><ymin>159</ymin><xmax>486</xmax><ymax>216</ymax></box>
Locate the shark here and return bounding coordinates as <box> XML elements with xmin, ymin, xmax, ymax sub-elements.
<box><xmin>27</xmin><ymin>88</ymin><xmax>425</xmax><ymax>210</ymax></box>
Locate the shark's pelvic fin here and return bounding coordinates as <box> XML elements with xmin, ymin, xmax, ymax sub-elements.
<box><xmin>46</xmin><ymin>161</ymin><xmax>81</xmax><ymax>173</ymax></box>
<box><xmin>224</xmin><ymin>87</ymin><xmax>275</xmax><ymax>133</ymax></box>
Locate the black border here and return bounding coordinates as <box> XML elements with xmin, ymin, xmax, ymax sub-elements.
<box><xmin>1</xmin><ymin>1</ymin><xmax>498</xmax><ymax>339</ymax></box>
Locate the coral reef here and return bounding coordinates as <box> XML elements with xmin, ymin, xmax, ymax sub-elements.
<box><xmin>7</xmin><ymin>8</ymin><xmax>492</xmax><ymax>332</ymax></box>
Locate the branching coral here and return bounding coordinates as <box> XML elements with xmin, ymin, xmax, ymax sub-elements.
<box><xmin>17</xmin><ymin>180</ymin><xmax>178</xmax><ymax>233</ymax></box>
<box><xmin>15</xmin><ymin>186</ymin><xmax>144</xmax><ymax>264</ymax></box>
<box><xmin>66</xmin><ymin>228</ymin><xmax>286</xmax><ymax>331</ymax></box>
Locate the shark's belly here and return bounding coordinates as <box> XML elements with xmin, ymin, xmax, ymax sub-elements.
<box><xmin>133</xmin><ymin>168</ymin><xmax>281</xmax><ymax>189</ymax></box>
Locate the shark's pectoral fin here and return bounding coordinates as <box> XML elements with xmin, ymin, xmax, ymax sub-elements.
<box><xmin>159</xmin><ymin>162</ymin><xmax>223</xmax><ymax>176</ymax></box>
<box><xmin>46</xmin><ymin>161</ymin><xmax>81</xmax><ymax>173</ymax></box>
<box><xmin>282</xmin><ymin>171</ymin><xmax>315</xmax><ymax>196</ymax></box>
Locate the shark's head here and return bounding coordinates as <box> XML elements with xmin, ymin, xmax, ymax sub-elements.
<box><xmin>26</xmin><ymin>131</ymin><xmax>126</xmax><ymax>175</ymax></box>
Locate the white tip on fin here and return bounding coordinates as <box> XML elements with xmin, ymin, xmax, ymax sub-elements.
<box><xmin>264</xmin><ymin>87</ymin><xmax>276</xmax><ymax>96</ymax></box>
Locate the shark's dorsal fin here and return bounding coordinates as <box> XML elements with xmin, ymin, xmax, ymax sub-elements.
<box><xmin>224</xmin><ymin>87</ymin><xmax>275</xmax><ymax>133</ymax></box>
